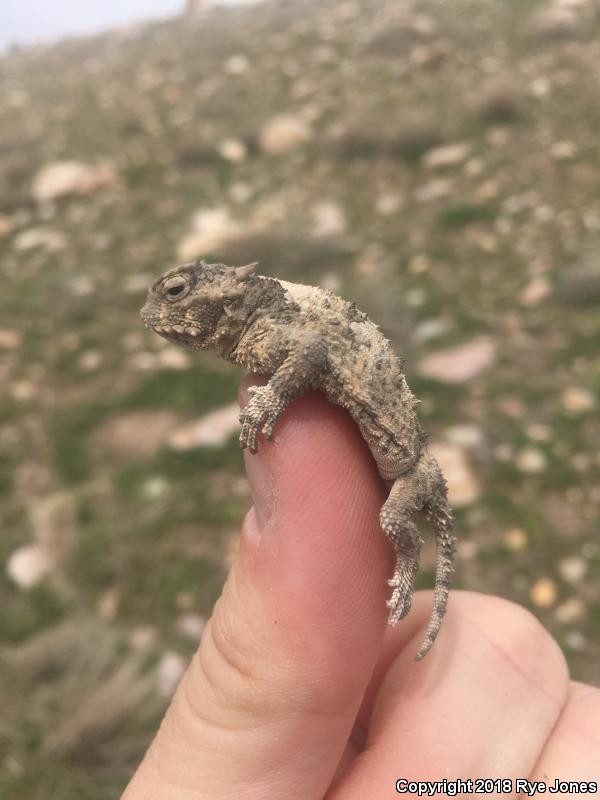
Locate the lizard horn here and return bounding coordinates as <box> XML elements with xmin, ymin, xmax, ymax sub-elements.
<box><xmin>233</xmin><ymin>262</ymin><xmax>258</xmax><ymax>281</ymax></box>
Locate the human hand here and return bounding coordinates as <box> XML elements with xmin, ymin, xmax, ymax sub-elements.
<box><xmin>124</xmin><ymin>381</ymin><xmax>600</xmax><ymax>799</ymax></box>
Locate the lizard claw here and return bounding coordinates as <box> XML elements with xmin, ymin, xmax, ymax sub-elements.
<box><xmin>239</xmin><ymin>385</ymin><xmax>284</xmax><ymax>453</ymax></box>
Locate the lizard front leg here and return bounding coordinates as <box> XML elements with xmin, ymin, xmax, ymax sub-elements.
<box><xmin>239</xmin><ymin>333</ymin><xmax>328</xmax><ymax>453</ymax></box>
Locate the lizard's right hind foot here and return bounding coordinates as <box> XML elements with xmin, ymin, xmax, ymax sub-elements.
<box><xmin>386</xmin><ymin>555</ymin><xmax>420</xmax><ymax>624</ymax></box>
<box><xmin>381</xmin><ymin>451</ymin><xmax>456</xmax><ymax>660</ymax></box>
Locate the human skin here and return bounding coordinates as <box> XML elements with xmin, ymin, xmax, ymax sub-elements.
<box><xmin>124</xmin><ymin>379</ymin><xmax>600</xmax><ymax>799</ymax></box>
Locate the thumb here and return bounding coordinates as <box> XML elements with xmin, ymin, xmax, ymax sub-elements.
<box><xmin>124</xmin><ymin>385</ymin><xmax>391</xmax><ymax>800</ymax></box>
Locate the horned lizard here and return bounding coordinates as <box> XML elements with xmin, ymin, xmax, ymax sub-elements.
<box><xmin>141</xmin><ymin>261</ymin><xmax>456</xmax><ymax>660</ymax></box>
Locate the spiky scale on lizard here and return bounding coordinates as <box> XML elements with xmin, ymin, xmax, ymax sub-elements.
<box><xmin>141</xmin><ymin>260</ymin><xmax>456</xmax><ymax>660</ymax></box>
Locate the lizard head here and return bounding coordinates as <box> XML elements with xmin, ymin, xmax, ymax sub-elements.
<box><xmin>141</xmin><ymin>260</ymin><xmax>258</xmax><ymax>352</ymax></box>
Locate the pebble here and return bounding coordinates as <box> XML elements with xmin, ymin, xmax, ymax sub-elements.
<box><xmin>157</xmin><ymin>347</ymin><xmax>191</xmax><ymax>370</ymax></box>
<box><xmin>376</xmin><ymin>192</ymin><xmax>404</xmax><ymax>216</ymax></box>
<box><xmin>520</xmin><ymin>277</ymin><xmax>551</xmax><ymax>307</ymax></box>
<box><xmin>418</xmin><ymin>336</ymin><xmax>496</xmax><ymax>383</ymax></box>
<box><xmin>444</xmin><ymin>424</ymin><xmax>484</xmax><ymax>449</ymax></box>
<box><xmin>168</xmin><ymin>403</ymin><xmax>241</xmax><ymax>450</ymax></box>
<box><xmin>259</xmin><ymin>115</ymin><xmax>313</xmax><ymax>155</ymax></box>
<box><xmin>176</xmin><ymin>613</ymin><xmax>206</xmax><ymax>641</ymax></box>
<box><xmin>516</xmin><ymin>447</ymin><xmax>548</xmax><ymax>474</ymax></box>
<box><xmin>217</xmin><ymin>138</ymin><xmax>247</xmax><ymax>162</ymax></box>
<box><xmin>0</xmin><ymin>214</ymin><xmax>17</xmax><ymax>237</ymax></box>
<box><xmin>0</xmin><ymin>329</ymin><xmax>22</xmax><ymax>349</ymax></box>
<box><xmin>428</xmin><ymin>442</ymin><xmax>480</xmax><ymax>507</ymax></box>
<box><xmin>32</xmin><ymin>160</ymin><xmax>118</xmax><ymax>203</ymax></box>
<box><xmin>555</xmin><ymin>597</ymin><xmax>585</xmax><ymax>624</ymax></box>
<box><xmin>422</xmin><ymin>142</ymin><xmax>471</xmax><ymax>170</ymax></box>
<box><xmin>224</xmin><ymin>53</ymin><xmax>250</xmax><ymax>76</ymax></box>
<box><xmin>156</xmin><ymin>651</ymin><xmax>186</xmax><ymax>697</ymax></box>
<box><xmin>550</xmin><ymin>141</ymin><xmax>578</xmax><ymax>160</ymax></box>
<box><xmin>6</xmin><ymin>544</ymin><xmax>54</xmax><ymax>589</ymax></box>
<box><xmin>413</xmin><ymin>317</ymin><xmax>449</xmax><ymax>343</ymax></box>
<box><xmin>415</xmin><ymin>178</ymin><xmax>452</xmax><ymax>203</ymax></box>
<box><xmin>13</xmin><ymin>227</ymin><xmax>66</xmax><ymax>252</ymax></box>
<box><xmin>311</xmin><ymin>201</ymin><xmax>347</xmax><ymax>238</ymax></box>
<box><xmin>79</xmin><ymin>350</ymin><xmax>103</xmax><ymax>371</ymax></box>
<box><xmin>530</xmin><ymin>577</ymin><xmax>557</xmax><ymax>608</ymax></box>
<box><xmin>561</xmin><ymin>386</ymin><xmax>595</xmax><ymax>414</ymax></box>
<box><xmin>559</xmin><ymin>556</ymin><xmax>587</xmax><ymax>583</ymax></box>
<box><xmin>504</xmin><ymin>527</ymin><xmax>528</xmax><ymax>552</ymax></box>
<box><xmin>177</xmin><ymin>207</ymin><xmax>241</xmax><ymax>261</ymax></box>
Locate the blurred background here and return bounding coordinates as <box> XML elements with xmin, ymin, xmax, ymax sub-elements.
<box><xmin>1</xmin><ymin>0</ymin><xmax>599</xmax><ymax>795</ymax></box>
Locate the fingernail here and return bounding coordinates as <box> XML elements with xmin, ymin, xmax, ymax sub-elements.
<box><xmin>244</xmin><ymin>451</ymin><xmax>274</xmax><ymax>532</ymax></box>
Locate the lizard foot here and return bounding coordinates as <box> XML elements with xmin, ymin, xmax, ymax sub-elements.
<box><xmin>386</xmin><ymin>558</ymin><xmax>419</xmax><ymax>624</ymax></box>
<box><xmin>239</xmin><ymin>385</ymin><xmax>284</xmax><ymax>454</ymax></box>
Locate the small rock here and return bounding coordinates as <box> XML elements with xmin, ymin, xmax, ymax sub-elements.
<box><xmin>528</xmin><ymin>4</ymin><xmax>580</xmax><ymax>38</ymax></box>
<box><xmin>503</xmin><ymin>527</ymin><xmax>528</xmax><ymax>552</ymax></box>
<box><xmin>229</xmin><ymin>182</ymin><xmax>252</xmax><ymax>203</ymax></box>
<box><xmin>530</xmin><ymin>577</ymin><xmax>557</xmax><ymax>608</ymax></box>
<box><xmin>157</xmin><ymin>651</ymin><xmax>186</xmax><ymax>697</ymax></box>
<box><xmin>32</xmin><ymin>160</ymin><xmax>118</xmax><ymax>203</ymax></box>
<box><xmin>422</xmin><ymin>142</ymin><xmax>471</xmax><ymax>170</ymax></box>
<box><xmin>376</xmin><ymin>193</ymin><xmax>404</xmax><ymax>216</ymax></box>
<box><xmin>130</xmin><ymin>625</ymin><xmax>159</xmax><ymax>651</ymax></box>
<box><xmin>177</xmin><ymin>207</ymin><xmax>241</xmax><ymax>261</ymax></box>
<box><xmin>169</xmin><ymin>403</ymin><xmax>241</xmax><ymax>450</ymax></box>
<box><xmin>79</xmin><ymin>350</ymin><xmax>103</xmax><ymax>371</ymax></box>
<box><xmin>550</xmin><ymin>141</ymin><xmax>578</xmax><ymax>160</ymax></box>
<box><xmin>408</xmin><ymin>255</ymin><xmax>431</xmax><ymax>276</ymax></box>
<box><xmin>415</xmin><ymin>178</ymin><xmax>452</xmax><ymax>203</ymax></box>
<box><xmin>224</xmin><ymin>53</ymin><xmax>250</xmax><ymax>76</ymax></box>
<box><xmin>561</xmin><ymin>386</ymin><xmax>595</xmax><ymax>414</ymax></box>
<box><xmin>418</xmin><ymin>336</ymin><xmax>496</xmax><ymax>383</ymax></box>
<box><xmin>70</xmin><ymin>275</ymin><xmax>95</xmax><ymax>297</ymax></box>
<box><xmin>13</xmin><ymin>227</ymin><xmax>66</xmax><ymax>252</ymax></box>
<box><xmin>30</xmin><ymin>491</ymin><xmax>78</xmax><ymax>559</ymax></box>
<box><xmin>516</xmin><ymin>447</ymin><xmax>548</xmax><ymax>474</ymax></box>
<box><xmin>444</xmin><ymin>425</ymin><xmax>483</xmax><ymax>449</ymax></box>
<box><xmin>141</xmin><ymin>476</ymin><xmax>169</xmax><ymax>500</ymax></box>
<box><xmin>176</xmin><ymin>613</ymin><xmax>206</xmax><ymax>641</ymax></box>
<box><xmin>520</xmin><ymin>277</ymin><xmax>551</xmax><ymax>307</ymax></box>
<box><xmin>157</xmin><ymin>347</ymin><xmax>191</xmax><ymax>370</ymax></box>
<box><xmin>92</xmin><ymin>410</ymin><xmax>179</xmax><ymax>462</ymax></box>
<box><xmin>458</xmin><ymin>539</ymin><xmax>479</xmax><ymax>560</ymax></box>
<box><xmin>217</xmin><ymin>138</ymin><xmax>247</xmax><ymax>163</ymax></box>
<box><xmin>0</xmin><ymin>214</ymin><xmax>17</xmax><ymax>238</ymax></box>
<box><xmin>0</xmin><ymin>329</ymin><xmax>22</xmax><ymax>349</ymax></box>
<box><xmin>526</xmin><ymin>424</ymin><xmax>552</xmax><ymax>442</ymax></box>
<box><xmin>559</xmin><ymin>556</ymin><xmax>587</xmax><ymax>583</ymax></box>
<box><xmin>11</xmin><ymin>380</ymin><xmax>35</xmax><ymax>401</ymax></box>
<box><xmin>529</xmin><ymin>76</ymin><xmax>552</xmax><ymax>98</ymax></box>
<box><xmin>259</xmin><ymin>115</ymin><xmax>313</xmax><ymax>155</ymax></box>
<box><xmin>555</xmin><ymin>598</ymin><xmax>584</xmax><ymax>624</ymax></box>
<box><xmin>6</xmin><ymin>544</ymin><xmax>54</xmax><ymax>589</ymax></box>
<box><xmin>98</xmin><ymin>587</ymin><xmax>120</xmax><ymax>620</ymax></box>
<box><xmin>311</xmin><ymin>201</ymin><xmax>346</xmax><ymax>238</ymax></box>
<box><xmin>413</xmin><ymin>317</ymin><xmax>449</xmax><ymax>343</ymax></box>
<box><xmin>129</xmin><ymin>351</ymin><xmax>158</xmax><ymax>371</ymax></box>
<box><xmin>428</xmin><ymin>442</ymin><xmax>480</xmax><ymax>507</ymax></box>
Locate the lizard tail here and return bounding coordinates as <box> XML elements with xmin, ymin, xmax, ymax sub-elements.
<box><xmin>415</xmin><ymin>460</ymin><xmax>456</xmax><ymax>661</ymax></box>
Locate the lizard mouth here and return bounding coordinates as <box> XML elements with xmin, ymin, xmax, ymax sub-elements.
<box><xmin>140</xmin><ymin>306</ymin><xmax>207</xmax><ymax>347</ymax></box>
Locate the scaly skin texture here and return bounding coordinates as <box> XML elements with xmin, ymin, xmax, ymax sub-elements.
<box><xmin>141</xmin><ymin>261</ymin><xmax>456</xmax><ymax>659</ymax></box>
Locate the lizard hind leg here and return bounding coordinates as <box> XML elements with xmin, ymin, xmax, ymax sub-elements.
<box><xmin>379</xmin><ymin>452</ymin><xmax>456</xmax><ymax>660</ymax></box>
<box><xmin>379</xmin><ymin>474</ymin><xmax>426</xmax><ymax>627</ymax></box>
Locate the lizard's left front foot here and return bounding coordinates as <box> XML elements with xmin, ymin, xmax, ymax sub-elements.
<box><xmin>239</xmin><ymin>385</ymin><xmax>285</xmax><ymax>454</ymax></box>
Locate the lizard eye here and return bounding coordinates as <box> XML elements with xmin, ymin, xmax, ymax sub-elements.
<box><xmin>163</xmin><ymin>276</ymin><xmax>190</xmax><ymax>302</ymax></box>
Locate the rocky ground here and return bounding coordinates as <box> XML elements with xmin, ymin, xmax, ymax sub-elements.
<box><xmin>1</xmin><ymin>0</ymin><xmax>599</xmax><ymax>795</ymax></box>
